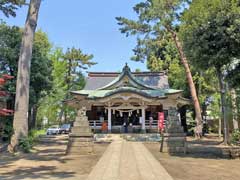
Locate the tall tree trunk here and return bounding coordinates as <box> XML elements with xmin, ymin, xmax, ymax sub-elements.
<box><xmin>231</xmin><ymin>88</ymin><xmax>239</xmax><ymax>130</ymax></box>
<box><xmin>8</xmin><ymin>0</ymin><xmax>41</xmax><ymax>152</ymax></box>
<box><xmin>29</xmin><ymin>104</ymin><xmax>38</xmax><ymax>129</ymax></box>
<box><xmin>218</xmin><ymin>99</ymin><xmax>222</xmax><ymax>139</ymax></box>
<box><xmin>169</xmin><ymin>30</ymin><xmax>203</xmax><ymax>134</ymax></box>
<box><xmin>217</xmin><ymin>69</ymin><xmax>229</xmax><ymax>145</ymax></box>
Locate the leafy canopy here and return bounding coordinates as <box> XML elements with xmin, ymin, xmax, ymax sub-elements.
<box><xmin>180</xmin><ymin>0</ymin><xmax>240</xmax><ymax>70</ymax></box>
<box><xmin>0</xmin><ymin>22</ymin><xmax>52</xmax><ymax>106</ymax></box>
<box><xmin>0</xmin><ymin>0</ymin><xmax>25</xmax><ymax>17</ymax></box>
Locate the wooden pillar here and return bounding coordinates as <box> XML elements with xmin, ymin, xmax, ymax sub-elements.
<box><xmin>108</xmin><ymin>108</ymin><xmax>111</xmax><ymax>133</ymax></box>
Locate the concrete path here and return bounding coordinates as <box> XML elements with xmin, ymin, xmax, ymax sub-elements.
<box><xmin>87</xmin><ymin>136</ymin><xmax>173</xmax><ymax>180</ymax></box>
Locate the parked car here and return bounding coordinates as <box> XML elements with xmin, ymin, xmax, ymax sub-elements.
<box><xmin>59</xmin><ymin>124</ymin><xmax>71</xmax><ymax>134</ymax></box>
<box><xmin>46</xmin><ymin>125</ymin><xmax>60</xmax><ymax>135</ymax></box>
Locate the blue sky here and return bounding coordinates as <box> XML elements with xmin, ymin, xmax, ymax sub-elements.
<box><xmin>1</xmin><ymin>0</ymin><xmax>147</xmax><ymax>72</ymax></box>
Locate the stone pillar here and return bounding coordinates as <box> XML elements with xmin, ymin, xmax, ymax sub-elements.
<box><xmin>108</xmin><ymin>108</ymin><xmax>112</xmax><ymax>133</ymax></box>
<box><xmin>161</xmin><ymin>107</ymin><xmax>186</xmax><ymax>154</ymax></box>
<box><xmin>67</xmin><ymin>106</ymin><xmax>94</xmax><ymax>155</ymax></box>
<box><xmin>141</xmin><ymin>107</ymin><xmax>146</xmax><ymax>133</ymax></box>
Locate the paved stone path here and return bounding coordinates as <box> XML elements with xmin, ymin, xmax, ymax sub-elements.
<box><xmin>87</xmin><ymin>136</ymin><xmax>173</xmax><ymax>180</ymax></box>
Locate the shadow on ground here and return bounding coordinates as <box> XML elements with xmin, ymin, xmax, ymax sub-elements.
<box><xmin>0</xmin><ymin>135</ymin><xmax>108</xmax><ymax>180</ymax></box>
<box><xmin>0</xmin><ymin>166</ymin><xmax>75</xmax><ymax>180</ymax></box>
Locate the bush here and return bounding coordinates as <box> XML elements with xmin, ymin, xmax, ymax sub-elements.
<box><xmin>18</xmin><ymin>129</ymin><xmax>45</xmax><ymax>153</ymax></box>
<box><xmin>19</xmin><ymin>136</ymin><xmax>34</xmax><ymax>153</ymax></box>
<box><xmin>0</xmin><ymin>117</ymin><xmax>13</xmax><ymax>142</ymax></box>
<box><xmin>231</xmin><ymin>129</ymin><xmax>240</xmax><ymax>146</ymax></box>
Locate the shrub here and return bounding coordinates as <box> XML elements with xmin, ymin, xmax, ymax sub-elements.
<box><xmin>231</xmin><ymin>129</ymin><xmax>240</xmax><ymax>146</ymax></box>
<box><xmin>18</xmin><ymin>129</ymin><xmax>45</xmax><ymax>153</ymax></box>
<box><xmin>19</xmin><ymin>136</ymin><xmax>34</xmax><ymax>153</ymax></box>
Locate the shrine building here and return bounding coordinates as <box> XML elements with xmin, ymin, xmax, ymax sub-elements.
<box><xmin>67</xmin><ymin>64</ymin><xmax>189</xmax><ymax>133</ymax></box>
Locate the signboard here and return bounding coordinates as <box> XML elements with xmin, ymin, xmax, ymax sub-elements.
<box><xmin>158</xmin><ymin>112</ymin><xmax>164</xmax><ymax>132</ymax></box>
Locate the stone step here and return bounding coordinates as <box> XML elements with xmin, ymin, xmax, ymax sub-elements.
<box><xmin>162</xmin><ymin>146</ymin><xmax>186</xmax><ymax>153</ymax></box>
<box><xmin>164</xmin><ymin>133</ymin><xmax>186</xmax><ymax>137</ymax></box>
<box><xmin>162</xmin><ymin>141</ymin><xmax>185</xmax><ymax>147</ymax></box>
<box><xmin>163</xmin><ymin>136</ymin><xmax>186</xmax><ymax>141</ymax></box>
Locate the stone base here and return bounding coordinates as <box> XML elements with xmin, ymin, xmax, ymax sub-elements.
<box><xmin>160</xmin><ymin>133</ymin><xmax>186</xmax><ymax>154</ymax></box>
<box><xmin>67</xmin><ymin>135</ymin><xmax>94</xmax><ymax>155</ymax></box>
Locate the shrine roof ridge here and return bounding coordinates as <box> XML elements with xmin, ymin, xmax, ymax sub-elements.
<box><xmin>87</xmin><ymin>71</ymin><xmax>167</xmax><ymax>77</ymax></box>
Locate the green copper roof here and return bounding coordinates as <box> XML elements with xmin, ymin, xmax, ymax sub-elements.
<box><xmin>71</xmin><ymin>87</ymin><xmax>182</xmax><ymax>99</ymax></box>
<box><xmin>98</xmin><ymin>63</ymin><xmax>155</xmax><ymax>90</ymax></box>
<box><xmin>71</xmin><ymin>64</ymin><xmax>183</xmax><ymax>99</ymax></box>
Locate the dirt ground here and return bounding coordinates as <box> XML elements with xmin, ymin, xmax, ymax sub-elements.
<box><xmin>1</xmin><ymin>135</ymin><xmax>240</xmax><ymax>180</ymax></box>
<box><xmin>0</xmin><ymin>135</ymin><xmax>108</xmax><ymax>180</ymax></box>
<box><xmin>145</xmin><ymin>136</ymin><xmax>240</xmax><ymax>180</ymax></box>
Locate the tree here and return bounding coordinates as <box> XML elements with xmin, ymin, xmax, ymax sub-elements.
<box><xmin>8</xmin><ymin>0</ymin><xmax>41</xmax><ymax>152</ymax></box>
<box><xmin>37</xmin><ymin>47</ymin><xmax>95</xmax><ymax>125</ymax></box>
<box><xmin>180</xmin><ymin>0</ymin><xmax>240</xmax><ymax>144</ymax></box>
<box><xmin>116</xmin><ymin>0</ymin><xmax>203</xmax><ymax>134</ymax></box>
<box><xmin>64</xmin><ymin>47</ymin><xmax>95</xmax><ymax>93</ymax></box>
<box><xmin>37</xmin><ymin>48</ymin><xmax>68</xmax><ymax>126</ymax></box>
<box><xmin>0</xmin><ymin>0</ymin><xmax>25</xmax><ymax>17</ymax></box>
<box><xmin>60</xmin><ymin>47</ymin><xmax>95</xmax><ymax>122</ymax></box>
<box><xmin>0</xmin><ymin>23</ymin><xmax>52</xmax><ymax>129</ymax></box>
<box><xmin>28</xmin><ymin>30</ymin><xmax>52</xmax><ymax>128</ymax></box>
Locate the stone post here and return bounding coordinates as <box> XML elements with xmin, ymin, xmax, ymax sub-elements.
<box><xmin>161</xmin><ymin>107</ymin><xmax>186</xmax><ymax>154</ymax></box>
<box><xmin>66</xmin><ymin>106</ymin><xmax>94</xmax><ymax>155</ymax></box>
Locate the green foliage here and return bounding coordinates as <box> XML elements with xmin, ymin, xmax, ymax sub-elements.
<box><xmin>18</xmin><ymin>129</ymin><xmax>45</xmax><ymax>153</ymax></box>
<box><xmin>64</xmin><ymin>47</ymin><xmax>95</xmax><ymax>92</ymax></box>
<box><xmin>19</xmin><ymin>137</ymin><xmax>33</xmax><ymax>153</ymax></box>
<box><xmin>0</xmin><ymin>0</ymin><xmax>25</xmax><ymax>17</ymax></box>
<box><xmin>0</xmin><ymin>22</ymin><xmax>53</xmax><ymax>132</ymax></box>
<box><xmin>37</xmin><ymin>46</ymin><xmax>95</xmax><ymax>125</ymax></box>
<box><xmin>37</xmin><ymin>48</ymin><xmax>67</xmax><ymax>125</ymax></box>
<box><xmin>116</xmin><ymin>0</ymin><xmax>188</xmax><ymax>35</ymax></box>
<box><xmin>180</xmin><ymin>0</ymin><xmax>240</xmax><ymax>71</ymax></box>
<box><xmin>0</xmin><ymin>23</ymin><xmax>53</xmax><ymax>106</ymax></box>
<box><xmin>0</xmin><ymin>117</ymin><xmax>13</xmax><ymax>142</ymax></box>
<box><xmin>231</xmin><ymin>129</ymin><xmax>240</xmax><ymax>145</ymax></box>
<box><xmin>181</xmin><ymin>0</ymin><xmax>240</xmax><ymax>138</ymax></box>
<box><xmin>116</xmin><ymin>1</ymin><xmax>194</xmax><ymax>97</ymax></box>
<box><xmin>226</xmin><ymin>62</ymin><xmax>240</xmax><ymax>89</ymax></box>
